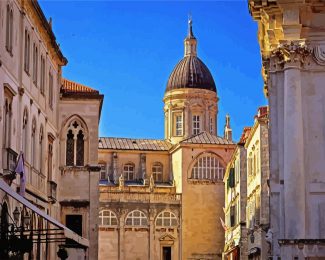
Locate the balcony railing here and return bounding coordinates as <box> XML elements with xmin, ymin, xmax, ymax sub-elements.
<box><xmin>28</xmin><ymin>167</ymin><xmax>46</xmax><ymax>194</ymax></box>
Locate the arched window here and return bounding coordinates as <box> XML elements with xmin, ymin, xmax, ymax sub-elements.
<box><xmin>22</xmin><ymin>109</ymin><xmax>28</xmax><ymax>160</ymax></box>
<box><xmin>48</xmin><ymin>71</ymin><xmax>53</xmax><ymax>109</ymax></box>
<box><xmin>125</xmin><ymin>210</ymin><xmax>147</xmax><ymax>226</ymax></box>
<box><xmin>33</xmin><ymin>44</ymin><xmax>38</xmax><ymax>85</ymax></box>
<box><xmin>156</xmin><ymin>211</ymin><xmax>178</xmax><ymax>227</ymax></box>
<box><xmin>99</xmin><ymin>210</ymin><xmax>118</xmax><ymax>226</ymax></box>
<box><xmin>123</xmin><ymin>163</ymin><xmax>135</xmax><ymax>181</ymax></box>
<box><xmin>76</xmin><ymin>130</ymin><xmax>84</xmax><ymax>166</ymax></box>
<box><xmin>191</xmin><ymin>153</ymin><xmax>224</xmax><ymax>180</ymax></box>
<box><xmin>39</xmin><ymin>126</ymin><xmax>44</xmax><ymax>173</ymax></box>
<box><xmin>65</xmin><ymin>120</ymin><xmax>86</xmax><ymax>166</ymax></box>
<box><xmin>152</xmin><ymin>162</ymin><xmax>163</xmax><ymax>182</ymax></box>
<box><xmin>24</xmin><ymin>30</ymin><xmax>30</xmax><ymax>73</ymax></box>
<box><xmin>3</xmin><ymin>99</ymin><xmax>12</xmax><ymax>148</ymax></box>
<box><xmin>31</xmin><ymin>118</ymin><xmax>36</xmax><ymax>168</ymax></box>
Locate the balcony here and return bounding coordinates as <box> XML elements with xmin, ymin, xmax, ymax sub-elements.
<box><xmin>47</xmin><ymin>180</ymin><xmax>57</xmax><ymax>203</ymax></box>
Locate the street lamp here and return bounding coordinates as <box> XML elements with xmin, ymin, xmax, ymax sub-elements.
<box><xmin>23</xmin><ymin>211</ymin><xmax>31</xmax><ymax>228</ymax></box>
<box><xmin>13</xmin><ymin>207</ymin><xmax>20</xmax><ymax>225</ymax></box>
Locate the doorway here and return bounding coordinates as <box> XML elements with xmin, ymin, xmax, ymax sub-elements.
<box><xmin>162</xmin><ymin>246</ymin><xmax>171</xmax><ymax>260</ymax></box>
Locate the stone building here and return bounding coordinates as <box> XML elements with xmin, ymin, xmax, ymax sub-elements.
<box><xmin>0</xmin><ymin>1</ymin><xmax>102</xmax><ymax>259</ymax></box>
<box><xmin>244</xmin><ymin>106</ymin><xmax>269</xmax><ymax>260</ymax></box>
<box><xmin>98</xmin><ymin>20</ymin><xmax>236</xmax><ymax>260</ymax></box>
<box><xmin>223</xmin><ymin>127</ymin><xmax>250</xmax><ymax>260</ymax></box>
<box><xmin>249</xmin><ymin>0</ymin><xmax>325</xmax><ymax>258</ymax></box>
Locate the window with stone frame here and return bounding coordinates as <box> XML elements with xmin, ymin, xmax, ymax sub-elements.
<box><xmin>5</xmin><ymin>4</ymin><xmax>13</xmax><ymax>54</ymax></box>
<box><xmin>22</xmin><ymin>109</ymin><xmax>28</xmax><ymax>160</ymax></box>
<box><xmin>40</xmin><ymin>55</ymin><xmax>45</xmax><ymax>94</ymax></box>
<box><xmin>125</xmin><ymin>210</ymin><xmax>148</xmax><ymax>226</ymax></box>
<box><xmin>174</xmin><ymin>113</ymin><xmax>183</xmax><ymax>136</ymax></box>
<box><xmin>24</xmin><ymin>30</ymin><xmax>31</xmax><ymax>73</ymax></box>
<box><xmin>48</xmin><ymin>71</ymin><xmax>53</xmax><ymax>109</ymax></box>
<box><xmin>99</xmin><ymin>163</ymin><xmax>107</xmax><ymax>180</ymax></box>
<box><xmin>123</xmin><ymin>163</ymin><xmax>135</xmax><ymax>181</ymax></box>
<box><xmin>191</xmin><ymin>153</ymin><xmax>224</xmax><ymax>180</ymax></box>
<box><xmin>152</xmin><ymin>162</ymin><xmax>163</xmax><ymax>182</ymax></box>
<box><xmin>192</xmin><ymin>114</ymin><xmax>200</xmax><ymax>135</ymax></box>
<box><xmin>156</xmin><ymin>211</ymin><xmax>178</xmax><ymax>227</ymax></box>
<box><xmin>31</xmin><ymin>118</ymin><xmax>37</xmax><ymax>168</ymax></box>
<box><xmin>48</xmin><ymin>135</ymin><xmax>54</xmax><ymax>180</ymax></box>
<box><xmin>3</xmin><ymin>98</ymin><xmax>12</xmax><ymax>149</ymax></box>
<box><xmin>39</xmin><ymin>126</ymin><xmax>44</xmax><ymax>173</ymax></box>
<box><xmin>209</xmin><ymin>116</ymin><xmax>214</xmax><ymax>134</ymax></box>
<box><xmin>32</xmin><ymin>43</ymin><xmax>38</xmax><ymax>85</ymax></box>
<box><xmin>99</xmin><ymin>210</ymin><xmax>118</xmax><ymax>226</ymax></box>
<box><xmin>65</xmin><ymin>120</ymin><xmax>86</xmax><ymax>167</ymax></box>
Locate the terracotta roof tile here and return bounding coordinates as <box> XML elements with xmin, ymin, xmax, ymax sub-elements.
<box><xmin>61</xmin><ymin>78</ymin><xmax>99</xmax><ymax>94</ymax></box>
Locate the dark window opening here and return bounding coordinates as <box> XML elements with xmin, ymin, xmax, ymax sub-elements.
<box><xmin>162</xmin><ymin>246</ymin><xmax>171</xmax><ymax>260</ymax></box>
<box><xmin>66</xmin><ymin>215</ymin><xmax>82</xmax><ymax>246</ymax></box>
<box><xmin>76</xmin><ymin>130</ymin><xmax>84</xmax><ymax>166</ymax></box>
<box><xmin>66</xmin><ymin>130</ymin><xmax>74</xmax><ymax>166</ymax></box>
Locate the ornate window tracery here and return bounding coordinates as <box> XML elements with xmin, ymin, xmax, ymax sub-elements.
<box><xmin>123</xmin><ymin>163</ymin><xmax>135</xmax><ymax>181</ymax></box>
<box><xmin>125</xmin><ymin>210</ymin><xmax>147</xmax><ymax>226</ymax></box>
<box><xmin>65</xmin><ymin>120</ymin><xmax>86</xmax><ymax>166</ymax></box>
<box><xmin>99</xmin><ymin>210</ymin><xmax>118</xmax><ymax>226</ymax></box>
<box><xmin>191</xmin><ymin>153</ymin><xmax>224</xmax><ymax>180</ymax></box>
<box><xmin>152</xmin><ymin>162</ymin><xmax>163</xmax><ymax>182</ymax></box>
<box><xmin>156</xmin><ymin>211</ymin><xmax>178</xmax><ymax>227</ymax></box>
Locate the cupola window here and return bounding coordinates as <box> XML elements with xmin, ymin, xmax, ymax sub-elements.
<box><xmin>192</xmin><ymin>115</ymin><xmax>200</xmax><ymax>135</ymax></box>
<box><xmin>175</xmin><ymin>114</ymin><xmax>183</xmax><ymax>136</ymax></box>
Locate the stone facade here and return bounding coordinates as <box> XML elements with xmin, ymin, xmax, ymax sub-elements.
<box><xmin>0</xmin><ymin>1</ymin><xmax>102</xmax><ymax>259</ymax></box>
<box><xmin>249</xmin><ymin>0</ymin><xmax>325</xmax><ymax>258</ymax></box>
<box><xmin>98</xmin><ymin>19</ymin><xmax>236</xmax><ymax>260</ymax></box>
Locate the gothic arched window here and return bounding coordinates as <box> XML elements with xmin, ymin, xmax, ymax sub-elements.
<box><xmin>65</xmin><ymin>120</ymin><xmax>86</xmax><ymax>166</ymax></box>
<box><xmin>191</xmin><ymin>153</ymin><xmax>224</xmax><ymax>180</ymax></box>
<box><xmin>3</xmin><ymin>99</ymin><xmax>12</xmax><ymax>148</ymax></box>
<box><xmin>39</xmin><ymin>126</ymin><xmax>44</xmax><ymax>173</ymax></box>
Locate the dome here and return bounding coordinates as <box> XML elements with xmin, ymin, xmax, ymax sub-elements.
<box><xmin>166</xmin><ymin>55</ymin><xmax>216</xmax><ymax>93</ymax></box>
<box><xmin>165</xmin><ymin>18</ymin><xmax>216</xmax><ymax>93</ymax></box>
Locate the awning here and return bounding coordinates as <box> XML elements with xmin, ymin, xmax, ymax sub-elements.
<box><xmin>0</xmin><ymin>179</ymin><xmax>89</xmax><ymax>248</ymax></box>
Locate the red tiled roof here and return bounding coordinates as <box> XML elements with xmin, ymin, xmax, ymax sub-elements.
<box><xmin>238</xmin><ymin>127</ymin><xmax>252</xmax><ymax>145</ymax></box>
<box><xmin>61</xmin><ymin>78</ymin><xmax>99</xmax><ymax>94</ymax></box>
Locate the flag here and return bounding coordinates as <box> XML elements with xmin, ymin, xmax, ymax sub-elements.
<box><xmin>220</xmin><ymin>217</ymin><xmax>228</xmax><ymax>231</ymax></box>
<box><xmin>15</xmin><ymin>152</ymin><xmax>26</xmax><ymax>197</ymax></box>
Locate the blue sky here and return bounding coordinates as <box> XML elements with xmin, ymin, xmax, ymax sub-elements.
<box><xmin>40</xmin><ymin>1</ymin><xmax>266</xmax><ymax>141</ymax></box>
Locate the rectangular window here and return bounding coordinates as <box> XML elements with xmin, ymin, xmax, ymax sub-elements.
<box><xmin>40</xmin><ymin>56</ymin><xmax>45</xmax><ymax>94</ymax></box>
<box><xmin>48</xmin><ymin>136</ymin><xmax>54</xmax><ymax>180</ymax></box>
<box><xmin>6</xmin><ymin>5</ymin><xmax>13</xmax><ymax>54</ymax></box>
<box><xmin>175</xmin><ymin>114</ymin><xmax>183</xmax><ymax>136</ymax></box>
<box><xmin>49</xmin><ymin>71</ymin><xmax>53</xmax><ymax>109</ymax></box>
<box><xmin>24</xmin><ymin>30</ymin><xmax>30</xmax><ymax>73</ymax></box>
<box><xmin>192</xmin><ymin>115</ymin><xmax>200</xmax><ymax>135</ymax></box>
<box><xmin>100</xmin><ymin>164</ymin><xmax>107</xmax><ymax>180</ymax></box>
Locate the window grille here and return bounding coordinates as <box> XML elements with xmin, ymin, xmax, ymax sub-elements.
<box><xmin>99</xmin><ymin>210</ymin><xmax>118</xmax><ymax>226</ymax></box>
<box><xmin>191</xmin><ymin>154</ymin><xmax>224</xmax><ymax>180</ymax></box>
<box><xmin>76</xmin><ymin>130</ymin><xmax>84</xmax><ymax>166</ymax></box>
<box><xmin>156</xmin><ymin>211</ymin><xmax>178</xmax><ymax>227</ymax></box>
<box><xmin>125</xmin><ymin>210</ymin><xmax>147</xmax><ymax>226</ymax></box>
<box><xmin>66</xmin><ymin>130</ymin><xmax>74</xmax><ymax>166</ymax></box>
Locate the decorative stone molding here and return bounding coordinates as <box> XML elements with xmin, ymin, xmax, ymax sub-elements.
<box><xmin>270</xmin><ymin>42</ymin><xmax>311</xmax><ymax>67</ymax></box>
<box><xmin>313</xmin><ymin>44</ymin><xmax>325</xmax><ymax>66</ymax></box>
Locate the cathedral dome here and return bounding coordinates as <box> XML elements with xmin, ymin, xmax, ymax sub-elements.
<box><xmin>165</xmin><ymin>19</ymin><xmax>216</xmax><ymax>93</ymax></box>
<box><xmin>166</xmin><ymin>56</ymin><xmax>216</xmax><ymax>93</ymax></box>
